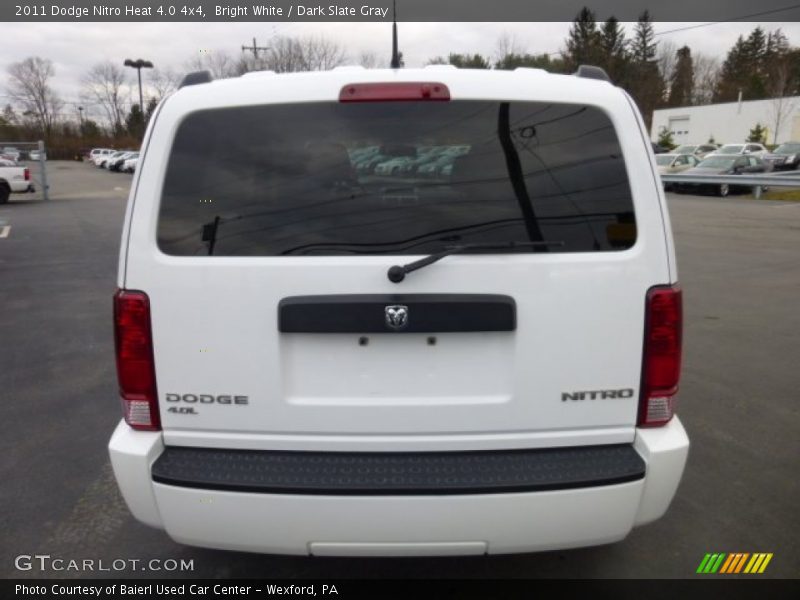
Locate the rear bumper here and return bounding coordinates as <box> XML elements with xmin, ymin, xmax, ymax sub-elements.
<box><xmin>109</xmin><ymin>418</ymin><xmax>688</xmax><ymax>555</ymax></box>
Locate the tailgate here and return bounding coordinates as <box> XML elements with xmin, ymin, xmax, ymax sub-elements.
<box><xmin>123</xmin><ymin>77</ymin><xmax>670</xmax><ymax>446</ymax></box>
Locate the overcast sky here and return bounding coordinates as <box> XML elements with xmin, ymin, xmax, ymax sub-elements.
<box><xmin>2</xmin><ymin>21</ymin><xmax>800</xmax><ymax>121</ymax></box>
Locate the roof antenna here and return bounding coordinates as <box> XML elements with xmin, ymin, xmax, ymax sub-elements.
<box><xmin>390</xmin><ymin>0</ymin><xmax>401</xmax><ymax>69</ymax></box>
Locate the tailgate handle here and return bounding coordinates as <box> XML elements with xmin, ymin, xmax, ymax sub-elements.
<box><xmin>278</xmin><ymin>294</ymin><xmax>516</xmax><ymax>333</ymax></box>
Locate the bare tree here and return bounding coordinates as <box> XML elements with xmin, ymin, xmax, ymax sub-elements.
<box><xmin>657</xmin><ymin>39</ymin><xmax>678</xmax><ymax>94</ymax></box>
<box><xmin>148</xmin><ymin>67</ymin><xmax>180</xmax><ymax>100</ymax></box>
<box><xmin>494</xmin><ymin>32</ymin><xmax>525</xmax><ymax>65</ymax></box>
<box><xmin>233</xmin><ymin>53</ymin><xmax>265</xmax><ymax>75</ymax></box>
<box><xmin>357</xmin><ymin>51</ymin><xmax>382</xmax><ymax>69</ymax></box>
<box><xmin>691</xmin><ymin>53</ymin><xmax>720</xmax><ymax>106</ymax></box>
<box><xmin>264</xmin><ymin>35</ymin><xmax>346</xmax><ymax>73</ymax></box>
<box><xmin>302</xmin><ymin>36</ymin><xmax>347</xmax><ymax>71</ymax></box>
<box><xmin>767</xmin><ymin>60</ymin><xmax>798</xmax><ymax>144</ymax></box>
<box><xmin>82</xmin><ymin>61</ymin><xmax>129</xmax><ymax>134</ymax></box>
<box><xmin>6</xmin><ymin>56</ymin><xmax>63</xmax><ymax>137</ymax></box>
<box><xmin>184</xmin><ymin>50</ymin><xmax>239</xmax><ymax>79</ymax></box>
<box><xmin>264</xmin><ymin>37</ymin><xmax>307</xmax><ymax>73</ymax></box>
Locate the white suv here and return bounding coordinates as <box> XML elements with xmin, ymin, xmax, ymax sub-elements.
<box><xmin>110</xmin><ymin>65</ymin><xmax>688</xmax><ymax>556</ymax></box>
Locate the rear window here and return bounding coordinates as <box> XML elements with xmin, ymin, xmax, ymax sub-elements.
<box><xmin>157</xmin><ymin>101</ymin><xmax>636</xmax><ymax>256</ymax></box>
<box><xmin>775</xmin><ymin>143</ymin><xmax>800</xmax><ymax>154</ymax></box>
<box><xmin>717</xmin><ymin>145</ymin><xmax>743</xmax><ymax>154</ymax></box>
<box><xmin>699</xmin><ymin>156</ymin><xmax>735</xmax><ymax>168</ymax></box>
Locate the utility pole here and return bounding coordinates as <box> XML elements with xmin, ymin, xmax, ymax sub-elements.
<box><xmin>241</xmin><ymin>37</ymin><xmax>269</xmax><ymax>59</ymax></box>
<box><xmin>124</xmin><ymin>59</ymin><xmax>154</xmax><ymax>111</ymax></box>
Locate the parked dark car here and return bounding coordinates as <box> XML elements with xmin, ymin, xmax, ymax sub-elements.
<box><xmin>674</xmin><ymin>155</ymin><xmax>769</xmax><ymax>197</ymax></box>
<box><xmin>651</xmin><ymin>142</ymin><xmax>670</xmax><ymax>154</ymax></box>
<box><xmin>763</xmin><ymin>142</ymin><xmax>800</xmax><ymax>171</ymax></box>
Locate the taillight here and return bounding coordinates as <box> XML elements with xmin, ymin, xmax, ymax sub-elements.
<box><xmin>639</xmin><ymin>284</ymin><xmax>683</xmax><ymax>427</ymax></box>
<box><xmin>113</xmin><ymin>290</ymin><xmax>160</xmax><ymax>431</ymax></box>
<box><xmin>24</xmin><ymin>168</ymin><xmax>30</xmax><ymax>181</ymax></box>
<box><xmin>339</xmin><ymin>82</ymin><xmax>450</xmax><ymax>102</ymax></box>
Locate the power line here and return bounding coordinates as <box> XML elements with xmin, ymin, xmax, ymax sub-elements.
<box><xmin>653</xmin><ymin>3</ymin><xmax>800</xmax><ymax>37</ymax></box>
<box><xmin>532</xmin><ymin>3</ymin><xmax>800</xmax><ymax>59</ymax></box>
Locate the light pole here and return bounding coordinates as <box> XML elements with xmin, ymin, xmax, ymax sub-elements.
<box><xmin>123</xmin><ymin>58</ymin><xmax>154</xmax><ymax>111</ymax></box>
<box><xmin>77</xmin><ymin>106</ymin><xmax>84</xmax><ymax>134</ymax></box>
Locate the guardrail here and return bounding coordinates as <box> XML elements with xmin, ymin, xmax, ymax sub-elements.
<box><xmin>659</xmin><ymin>172</ymin><xmax>800</xmax><ymax>198</ymax></box>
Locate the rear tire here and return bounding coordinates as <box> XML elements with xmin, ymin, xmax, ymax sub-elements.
<box><xmin>718</xmin><ymin>184</ymin><xmax>729</xmax><ymax>197</ymax></box>
<box><xmin>0</xmin><ymin>184</ymin><xmax>10</xmax><ymax>204</ymax></box>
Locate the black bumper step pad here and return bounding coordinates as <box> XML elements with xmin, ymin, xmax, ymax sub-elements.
<box><xmin>152</xmin><ymin>444</ymin><xmax>645</xmax><ymax>495</ymax></box>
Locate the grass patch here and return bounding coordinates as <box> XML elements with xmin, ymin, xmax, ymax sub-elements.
<box><xmin>759</xmin><ymin>188</ymin><xmax>800</xmax><ymax>201</ymax></box>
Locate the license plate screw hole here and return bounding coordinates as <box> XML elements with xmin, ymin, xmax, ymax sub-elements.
<box><xmin>358</xmin><ymin>336</ymin><xmax>369</xmax><ymax>346</ymax></box>
<box><xmin>427</xmin><ymin>336</ymin><xmax>437</xmax><ymax>346</ymax></box>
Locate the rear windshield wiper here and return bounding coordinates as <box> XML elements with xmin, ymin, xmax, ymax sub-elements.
<box><xmin>387</xmin><ymin>240</ymin><xmax>564</xmax><ymax>283</ymax></box>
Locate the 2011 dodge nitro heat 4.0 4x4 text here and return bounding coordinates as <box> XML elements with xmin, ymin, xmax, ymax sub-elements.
<box><xmin>109</xmin><ymin>63</ymin><xmax>689</xmax><ymax>556</ymax></box>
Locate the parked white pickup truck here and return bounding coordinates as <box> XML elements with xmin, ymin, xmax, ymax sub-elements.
<box><xmin>0</xmin><ymin>160</ymin><xmax>35</xmax><ymax>203</ymax></box>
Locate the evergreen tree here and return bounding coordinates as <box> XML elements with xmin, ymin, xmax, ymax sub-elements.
<box><xmin>714</xmin><ymin>35</ymin><xmax>747</xmax><ymax>102</ymax></box>
<box><xmin>80</xmin><ymin>118</ymin><xmax>101</xmax><ymax>138</ymax></box>
<box><xmin>748</xmin><ymin>123</ymin><xmax>767</xmax><ymax>143</ymax></box>
<box><xmin>627</xmin><ymin>11</ymin><xmax>664</xmax><ymax>129</ymax></box>
<box><xmin>564</xmin><ymin>7</ymin><xmax>602</xmax><ymax>70</ymax></box>
<box><xmin>445</xmin><ymin>53</ymin><xmax>490</xmax><ymax>69</ymax></box>
<box><xmin>765</xmin><ymin>29</ymin><xmax>789</xmax><ymax>60</ymax></box>
<box><xmin>743</xmin><ymin>27</ymin><xmax>768</xmax><ymax>98</ymax></box>
<box><xmin>630</xmin><ymin>11</ymin><xmax>658</xmax><ymax>63</ymax></box>
<box><xmin>657</xmin><ymin>126</ymin><xmax>675</xmax><ymax>149</ymax></box>
<box><xmin>598</xmin><ymin>17</ymin><xmax>627</xmax><ymax>83</ymax></box>
<box><xmin>667</xmin><ymin>46</ymin><xmax>694</xmax><ymax>107</ymax></box>
<box><xmin>126</xmin><ymin>104</ymin><xmax>145</xmax><ymax>138</ymax></box>
<box><xmin>145</xmin><ymin>97</ymin><xmax>159</xmax><ymax>122</ymax></box>
<box><xmin>494</xmin><ymin>52</ymin><xmax>567</xmax><ymax>73</ymax></box>
<box><xmin>714</xmin><ymin>27</ymin><xmax>793</xmax><ymax>102</ymax></box>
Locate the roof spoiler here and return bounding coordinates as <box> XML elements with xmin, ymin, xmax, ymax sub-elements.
<box><xmin>179</xmin><ymin>70</ymin><xmax>213</xmax><ymax>88</ymax></box>
<box><xmin>574</xmin><ymin>65</ymin><xmax>610</xmax><ymax>82</ymax></box>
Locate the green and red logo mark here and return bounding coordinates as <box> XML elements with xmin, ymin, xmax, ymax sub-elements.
<box><xmin>697</xmin><ymin>553</ymin><xmax>773</xmax><ymax>574</ymax></box>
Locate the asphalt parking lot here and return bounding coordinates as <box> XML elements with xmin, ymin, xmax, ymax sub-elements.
<box><xmin>0</xmin><ymin>162</ymin><xmax>798</xmax><ymax>579</ymax></box>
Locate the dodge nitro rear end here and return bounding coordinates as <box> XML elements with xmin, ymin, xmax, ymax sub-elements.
<box><xmin>109</xmin><ymin>65</ymin><xmax>688</xmax><ymax>555</ymax></box>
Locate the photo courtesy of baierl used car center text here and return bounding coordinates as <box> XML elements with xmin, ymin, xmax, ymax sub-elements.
<box><xmin>1</xmin><ymin>0</ymin><xmax>798</xmax><ymax>596</ymax></box>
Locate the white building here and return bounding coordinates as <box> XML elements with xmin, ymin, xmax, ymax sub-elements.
<box><xmin>651</xmin><ymin>96</ymin><xmax>800</xmax><ymax>146</ymax></box>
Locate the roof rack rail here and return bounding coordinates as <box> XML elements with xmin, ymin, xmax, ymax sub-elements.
<box><xmin>574</xmin><ymin>65</ymin><xmax>610</xmax><ymax>82</ymax></box>
<box><xmin>179</xmin><ymin>70</ymin><xmax>213</xmax><ymax>88</ymax></box>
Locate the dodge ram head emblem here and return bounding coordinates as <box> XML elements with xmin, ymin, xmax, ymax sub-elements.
<box><xmin>385</xmin><ymin>305</ymin><xmax>409</xmax><ymax>330</ymax></box>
